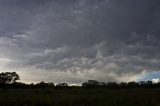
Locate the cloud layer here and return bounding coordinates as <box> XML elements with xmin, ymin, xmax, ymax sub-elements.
<box><xmin>0</xmin><ymin>0</ymin><xmax>160</xmax><ymax>83</ymax></box>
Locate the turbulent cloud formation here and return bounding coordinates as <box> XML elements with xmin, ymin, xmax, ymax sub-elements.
<box><xmin>0</xmin><ymin>0</ymin><xmax>160</xmax><ymax>83</ymax></box>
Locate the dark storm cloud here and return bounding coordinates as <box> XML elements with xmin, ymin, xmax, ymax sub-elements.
<box><xmin>0</xmin><ymin>0</ymin><xmax>160</xmax><ymax>83</ymax></box>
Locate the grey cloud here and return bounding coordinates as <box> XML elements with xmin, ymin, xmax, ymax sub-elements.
<box><xmin>0</xmin><ymin>0</ymin><xmax>160</xmax><ymax>83</ymax></box>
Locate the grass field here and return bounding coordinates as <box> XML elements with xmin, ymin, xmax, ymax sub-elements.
<box><xmin>0</xmin><ymin>88</ymin><xmax>160</xmax><ymax>106</ymax></box>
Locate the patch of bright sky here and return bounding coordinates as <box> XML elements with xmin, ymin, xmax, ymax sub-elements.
<box><xmin>138</xmin><ymin>71</ymin><xmax>160</xmax><ymax>82</ymax></box>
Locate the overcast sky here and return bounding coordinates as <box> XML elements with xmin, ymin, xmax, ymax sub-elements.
<box><xmin>0</xmin><ymin>0</ymin><xmax>160</xmax><ymax>84</ymax></box>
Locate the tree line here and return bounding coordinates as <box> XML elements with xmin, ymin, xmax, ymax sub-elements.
<box><xmin>0</xmin><ymin>72</ymin><xmax>160</xmax><ymax>89</ymax></box>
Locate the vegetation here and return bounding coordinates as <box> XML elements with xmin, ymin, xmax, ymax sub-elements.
<box><xmin>0</xmin><ymin>72</ymin><xmax>160</xmax><ymax>106</ymax></box>
<box><xmin>0</xmin><ymin>72</ymin><xmax>20</xmax><ymax>84</ymax></box>
<box><xmin>1</xmin><ymin>88</ymin><xmax>160</xmax><ymax>106</ymax></box>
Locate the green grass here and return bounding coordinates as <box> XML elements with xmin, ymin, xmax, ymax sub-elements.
<box><xmin>0</xmin><ymin>88</ymin><xmax>160</xmax><ymax>106</ymax></box>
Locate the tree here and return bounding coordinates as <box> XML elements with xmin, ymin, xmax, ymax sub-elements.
<box><xmin>82</xmin><ymin>80</ymin><xmax>100</xmax><ymax>88</ymax></box>
<box><xmin>87</xmin><ymin>80</ymin><xmax>100</xmax><ymax>85</ymax></box>
<box><xmin>56</xmin><ymin>83</ymin><xmax>68</xmax><ymax>87</ymax></box>
<box><xmin>0</xmin><ymin>72</ymin><xmax>20</xmax><ymax>84</ymax></box>
<box><xmin>127</xmin><ymin>81</ymin><xmax>139</xmax><ymax>88</ymax></box>
<box><xmin>106</xmin><ymin>82</ymin><xmax>119</xmax><ymax>89</ymax></box>
<box><xmin>36</xmin><ymin>81</ymin><xmax>55</xmax><ymax>88</ymax></box>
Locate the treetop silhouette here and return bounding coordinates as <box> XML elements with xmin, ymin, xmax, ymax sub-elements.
<box><xmin>0</xmin><ymin>72</ymin><xmax>20</xmax><ymax>84</ymax></box>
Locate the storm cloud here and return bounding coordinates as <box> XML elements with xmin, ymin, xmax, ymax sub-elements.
<box><xmin>0</xmin><ymin>0</ymin><xmax>160</xmax><ymax>83</ymax></box>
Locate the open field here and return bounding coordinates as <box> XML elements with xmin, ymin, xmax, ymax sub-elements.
<box><xmin>0</xmin><ymin>88</ymin><xmax>160</xmax><ymax>106</ymax></box>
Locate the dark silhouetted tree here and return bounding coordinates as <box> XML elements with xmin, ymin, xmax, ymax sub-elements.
<box><xmin>82</xmin><ymin>80</ymin><xmax>100</xmax><ymax>88</ymax></box>
<box><xmin>106</xmin><ymin>82</ymin><xmax>119</xmax><ymax>89</ymax></box>
<box><xmin>0</xmin><ymin>72</ymin><xmax>20</xmax><ymax>84</ymax></box>
<box><xmin>56</xmin><ymin>83</ymin><xmax>68</xmax><ymax>87</ymax></box>
<box><xmin>145</xmin><ymin>81</ymin><xmax>153</xmax><ymax>88</ymax></box>
<box><xmin>127</xmin><ymin>81</ymin><xmax>138</xmax><ymax>88</ymax></box>
<box><xmin>119</xmin><ymin>82</ymin><xmax>127</xmax><ymax>88</ymax></box>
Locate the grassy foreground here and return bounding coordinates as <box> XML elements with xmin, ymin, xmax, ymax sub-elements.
<box><xmin>0</xmin><ymin>88</ymin><xmax>160</xmax><ymax>106</ymax></box>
